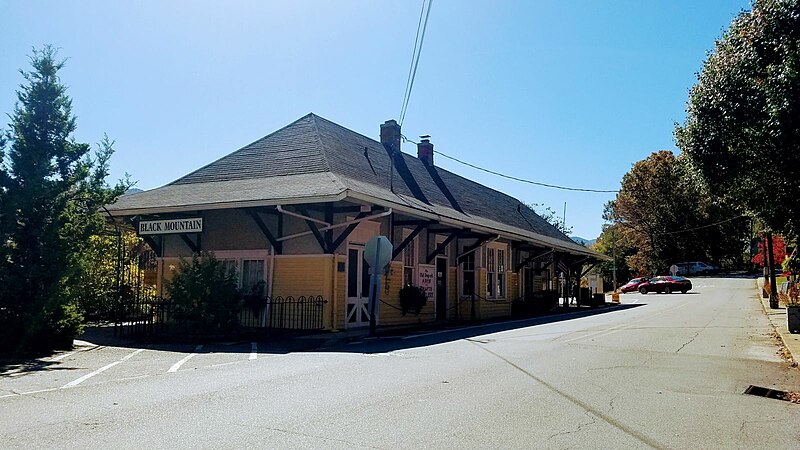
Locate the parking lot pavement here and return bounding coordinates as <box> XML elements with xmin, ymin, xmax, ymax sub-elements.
<box><xmin>0</xmin><ymin>340</ymin><xmax>266</xmax><ymax>398</ymax></box>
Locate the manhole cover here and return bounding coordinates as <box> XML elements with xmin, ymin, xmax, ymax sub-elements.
<box><xmin>743</xmin><ymin>385</ymin><xmax>799</xmax><ymax>403</ymax></box>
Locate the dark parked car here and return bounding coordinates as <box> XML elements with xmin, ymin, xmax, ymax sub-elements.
<box><xmin>638</xmin><ymin>276</ymin><xmax>692</xmax><ymax>294</ymax></box>
<box><xmin>620</xmin><ymin>277</ymin><xmax>649</xmax><ymax>293</ymax></box>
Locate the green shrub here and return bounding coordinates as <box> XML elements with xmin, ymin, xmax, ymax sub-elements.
<box><xmin>399</xmin><ymin>285</ymin><xmax>427</xmax><ymax>316</ymax></box>
<box><xmin>167</xmin><ymin>253</ymin><xmax>242</xmax><ymax>333</ymax></box>
<box><xmin>20</xmin><ymin>300</ymin><xmax>85</xmax><ymax>354</ymax></box>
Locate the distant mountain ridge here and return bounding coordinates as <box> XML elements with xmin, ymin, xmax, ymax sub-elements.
<box><xmin>570</xmin><ymin>236</ymin><xmax>596</xmax><ymax>247</ymax></box>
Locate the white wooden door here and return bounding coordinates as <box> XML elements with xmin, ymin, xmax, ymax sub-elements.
<box><xmin>346</xmin><ymin>246</ymin><xmax>371</xmax><ymax>327</ymax></box>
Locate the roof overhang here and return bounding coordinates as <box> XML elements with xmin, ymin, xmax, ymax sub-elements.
<box><xmin>105</xmin><ymin>192</ymin><xmax>347</xmax><ymax>217</ymax></box>
<box><xmin>345</xmin><ymin>190</ymin><xmax>610</xmax><ymax>261</ymax></box>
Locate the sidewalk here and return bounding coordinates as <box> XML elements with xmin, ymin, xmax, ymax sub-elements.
<box><xmin>756</xmin><ymin>277</ymin><xmax>800</xmax><ymax>366</ymax></box>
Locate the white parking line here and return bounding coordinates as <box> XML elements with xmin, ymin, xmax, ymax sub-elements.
<box><xmin>249</xmin><ymin>342</ymin><xmax>257</xmax><ymax>360</ymax></box>
<box><xmin>167</xmin><ymin>345</ymin><xmax>203</xmax><ymax>373</ymax></box>
<box><xmin>62</xmin><ymin>348</ymin><xmax>145</xmax><ymax>388</ymax></box>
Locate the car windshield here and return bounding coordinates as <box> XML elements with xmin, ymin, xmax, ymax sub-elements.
<box><xmin>671</xmin><ymin>276</ymin><xmax>687</xmax><ymax>281</ymax></box>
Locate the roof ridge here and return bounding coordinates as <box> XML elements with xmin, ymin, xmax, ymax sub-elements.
<box><xmin>167</xmin><ymin>113</ymin><xmax>320</xmax><ymax>186</ymax></box>
<box><xmin>308</xmin><ymin>113</ymin><xmax>384</xmax><ymax>147</ymax></box>
<box><xmin>308</xmin><ymin>113</ymin><xmax>333</xmax><ymax>173</ymax></box>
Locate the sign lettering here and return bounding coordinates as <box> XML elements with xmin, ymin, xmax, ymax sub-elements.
<box><xmin>138</xmin><ymin>218</ymin><xmax>203</xmax><ymax>235</ymax></box>
<box><xmin>417</xmin><ymin>265</ymin><xmax>435</xmax><ymax>302</ymax></box>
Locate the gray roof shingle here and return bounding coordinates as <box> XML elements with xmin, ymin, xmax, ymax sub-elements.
<box><xmin>108</xmin><ymin>113</ymin><xmax>601</xmax><ymax>257</ymax></box>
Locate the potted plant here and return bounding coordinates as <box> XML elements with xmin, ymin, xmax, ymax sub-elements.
<box><xmin>398</xmin><ymin>285</ymin><xmax>427</xmax><ymax>316</ymax></box>
<box><xmin>782</xmin><ymin>252</ymin><xmax>800</xmax><ymax>333</ymax></box>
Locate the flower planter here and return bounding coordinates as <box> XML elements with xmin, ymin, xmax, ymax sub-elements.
<box><xmin>788</xmin><ymin>305</ymin><xmax>800</xmax><ymax>334</ymax></box>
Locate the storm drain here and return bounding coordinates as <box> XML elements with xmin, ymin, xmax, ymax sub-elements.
<box><xmin>743</xmin><ymin>385</ymin><xmax>799</xmax><ymax>403</ymax></box>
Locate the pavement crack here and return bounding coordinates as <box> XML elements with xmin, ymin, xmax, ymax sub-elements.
<box><xmin>547</xmin><ymin>412</ymin><xmax>598</xmax><ymax>440</ymax></box>
<box><xmin>225</xmin><ymin>419</ymin><xmax>383</xmax><ymax>449</ymax></box>
<box><xmin>468</xmin><ymin>341</ymin><xmax>664</xmax><ymax>449</ymax></box>
<box><xmin>675</xmin><ymin>331</ymin><xmax>700</xmax><ymax>353</ymax></box>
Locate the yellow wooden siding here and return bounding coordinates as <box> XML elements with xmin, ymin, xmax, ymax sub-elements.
<box><xmin>332</xmin><ymin>255</ymin><xmax>346</xmax><ymax>330</ymax></box>
<box><xmin>509</xmin><ymin>273</ymin><xmax>520</xmax><ymax>301</ymax></box>
<box><xmin>272</xmin><ymin>255</ymin><xmax>333</xmax><ymax>329</ymax></box>
<box><xmin>376</xmin><ymin>262</ymin><xmax>437</xmax><ymax>327</ymax></box>
<box><xmin>156</xmin><ymin>258</ymin><xmax>182</xmax><ymax>298</ymax></box>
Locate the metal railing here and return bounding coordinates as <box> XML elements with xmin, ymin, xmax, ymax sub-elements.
<box><xmin>115</xmin><ymin>295</ymin><xmax>327</xmax><ymax>337</ymax></box>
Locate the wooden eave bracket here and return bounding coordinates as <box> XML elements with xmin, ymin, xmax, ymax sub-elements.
<box><xmin>392</xmin><ymin>223</ymin><xmax>428</xmax><ymax>259</ymax></box>
<box><xmin>515</xmin><ymin>249</ymin><xmax>555</xmax><ymax>272</ymax></box>
<box><xmin>246</xmin><ymin>208</ymin><xmax>282</xmax><ymax>254</ymax></box>
<box><xmin>179</xmin><ymin>233</ymin><xmax>201</xmax><ymax>253</ymax></box>
<box><xmin>426</xmin><ymin>232</ymin><xmax>458</xmax><ymax>263</ymax></box>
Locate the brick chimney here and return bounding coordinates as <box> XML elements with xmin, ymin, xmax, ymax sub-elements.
<box><xmin>380</xmin><ymin>119</ymin><xmax>401</xmax><ymax>153</ymax></box>
<box><xmin>417</xmin><ymin>135</ymin><xmax>433</xmax><ymax>166</ymax></box>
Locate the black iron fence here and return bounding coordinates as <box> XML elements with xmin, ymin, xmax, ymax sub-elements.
<box><xmin>115</xmin><ymin>295</ymin><xmax>327</xmax><ymax>337</ymax></box>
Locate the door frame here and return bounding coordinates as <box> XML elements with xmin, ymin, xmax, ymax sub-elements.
<box><xmin>435</xmin><ymin>256</ymin><xmax>448</xmax><ymax>320</ymax></box>
<box><xmin>345</xmin><ymin>244</ymin><xmax>371</xmax><ymax>328</ymax></box>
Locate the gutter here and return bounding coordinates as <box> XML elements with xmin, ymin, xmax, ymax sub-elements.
<box><xmin>104</xmin><ymin>192</ymin><xmax>348</xmax><ymax>217</ymax></box>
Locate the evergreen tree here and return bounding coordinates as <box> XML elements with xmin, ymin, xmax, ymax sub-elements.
<box><xmin>0</xmin><ymin>46</ymin><xmax>127</xmax><ymax>354</ymax></box>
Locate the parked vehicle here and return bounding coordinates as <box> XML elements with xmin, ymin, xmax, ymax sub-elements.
<box><xmin>620</xmin><ymin>277</ymin><xmax>649</xmax><ymax>293</ymax></box>
<box><xmin>673</xmin><ymin>261</ymin><xmax>719</xmax><ymax>275</ymax></box>
<box><xmin>638</xmin><ymin>276</ymin><xmax>692</xmax><ymax>294</ymax></box>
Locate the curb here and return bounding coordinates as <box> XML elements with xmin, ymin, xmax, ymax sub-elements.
<box><xmin>756</xmin><ymin>277</ymin><xmax>799</xmax><ymax>367</ymax></box>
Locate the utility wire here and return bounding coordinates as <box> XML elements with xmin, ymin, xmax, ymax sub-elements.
<box><xmin>399</xmin><ymin>0</ymin><xmax>433</xmax><ymax>126</ymax></box>
<box><xmin>399</xmin><ymin>1</ymin><xmax>426</xmax><ymax>123</ymax></box>
<box><xmin>433</xmin><ymin>149</ymin><xmax>620</xmax><ymax>193</ymax></box>
<box><xmin>655</xmin><ymin>215</ymin><xmax>749</xmax><ymax>235</ymax></box>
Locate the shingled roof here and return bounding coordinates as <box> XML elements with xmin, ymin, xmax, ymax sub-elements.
<box><xmin>108</xmin><ymin>113</ymin><xmax>601</xmax><ymax>257</ymax></box>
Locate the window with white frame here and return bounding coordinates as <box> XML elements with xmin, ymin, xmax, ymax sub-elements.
<box><xmin>217</xmin><ymin>252</ymin><xmax>269</xmax><ymax>297</ymax></box>
<box><xmin>461</xmin><ymin>251</ymin><xmax>475</xmax><ymax>296</ymax></box>
<box><xmin>497</xmin><ymin>248</ymin><xmax>506</xmax><ymax>298</ymax></box>
<box><xmin>402</xmin><ymin>229</ymin><xmax>418</xmax><ymax>286</ymax></box>
<box><xmin>486</xmin><ymin>247</ymin><xmax>496</xmax><ymax>298</ymax></box>
<box><xmin>486</xmin><ymin>244</ymin><xmax>507</xmax><ymax>298</ymax></box>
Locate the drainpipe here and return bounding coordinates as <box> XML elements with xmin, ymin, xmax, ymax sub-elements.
<box><xmin>262</xmin><ymin>246</ymin><xmax>275</xmax><ymax>328</ymax></box>
<box><xmin>276</xmin><ymin>209</ymin><xmax>393</xmax><ymax>242</ymax></box>
<box><xmin>276</xmin><ymin>205</ymin><xmax>331</xmax><ymax>227</ymax></box>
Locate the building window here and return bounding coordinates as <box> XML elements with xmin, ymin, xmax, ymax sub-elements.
<box><xmin>219</xmin><ymin>256</ymin><xmax>266</xmax><ymax>296</ymax></box>
<box><xmin>403</xmin><ymin>229</ymin><xmax>418</xmax><ymax>286</ymax></box>
<box><xmin>486</xmin><ymin>244</ymin><xmax>507</xmax><ymax>299</ymax></box>
<box><xmin>497</xmin><ymin>248</ymin><xmax>506</xmax><ymax>298</ymax></box>
<box><xmin>461</xmin><ymin>251</ymin><xmax>475</xmax><ymax>296</ymax></box>
<box><xmin>486</xmin><ymin>247</ymin><xmax>496</xmax><ymax>298</ymax></box>
<box><xmin>241</xmin><ymin>259</ymin><xmax>265</xmax><ymax>296</ymax></box>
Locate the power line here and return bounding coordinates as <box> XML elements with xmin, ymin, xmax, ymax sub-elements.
<box><xmin>399</xmin><ymin>0</ymin><xmax>433</xmax><ymax>126</ymax></box>
<box><xmin>399</xmin><ymin>1</ymin><xmax>426</xmax><ymax>124</ymax></box>
<box><xmin>433</xmin><ymin>149</ymin><xmax>620</xmax><ymax>193</ymax></box>
<box><xmin>656</xmin><ymin>215</ymin><xmax>749</xmax><ymax>235</ymax></box>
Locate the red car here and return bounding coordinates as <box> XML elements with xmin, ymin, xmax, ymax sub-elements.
<box><xmin>620</xmin><ymin>277</ymin><xmax>649</xmax><ymax>293</ymax></box>
<box><xmin>638</xmin><ymin>276</ymin><xmax>692</xmax><ymax>294</ymax></box>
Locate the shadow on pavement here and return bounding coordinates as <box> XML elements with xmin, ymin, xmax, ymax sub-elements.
<box><xmin>321</xmin><ymin>303</ymin><xmax>646</xmax><ymax>354</ymax></box>
<box><xmin>2</xmin><ymin>303</ymin><xmax>646</xmax><ymax>374</ymax></box>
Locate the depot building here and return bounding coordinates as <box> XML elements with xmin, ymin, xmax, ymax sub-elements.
<box><xmin>106</xmin><ymin>114</ymin><xmax>609</xmax><ymax>330</ymax></box>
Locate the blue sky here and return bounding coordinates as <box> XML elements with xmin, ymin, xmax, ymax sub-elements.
<box><xmin>0</xmin><ymin>0</ymin><xmax>750</xmax><ymax>239</ymax></box>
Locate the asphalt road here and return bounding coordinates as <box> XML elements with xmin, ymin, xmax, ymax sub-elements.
<box><xmin>1</xmin><ymin>277</ymin><xmax>798</xmax><ymax>449</ymax></box>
